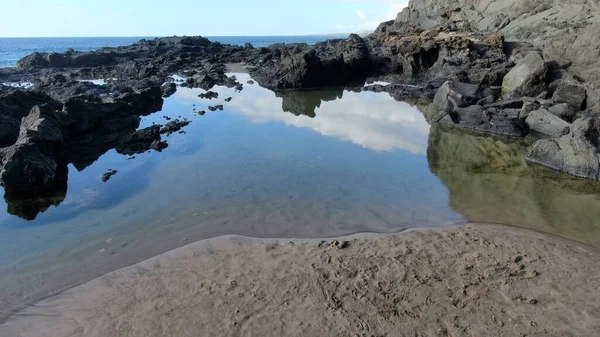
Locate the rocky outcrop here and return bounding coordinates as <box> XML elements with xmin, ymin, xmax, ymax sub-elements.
<box><xmin>384</xmin><ymin>0</ymin><xmax>600</xmax><ymax>107</ymax></box>
<box><xmin>250</xmin><ymin>34</ymin><xmax>370</xmax><ymax>89</ymax></box>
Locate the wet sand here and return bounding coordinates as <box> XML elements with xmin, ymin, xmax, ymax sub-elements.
<box><xmin>1</xmin><ymin>224</ymin><xmax>599</xmax><ymax>337</ymax></box>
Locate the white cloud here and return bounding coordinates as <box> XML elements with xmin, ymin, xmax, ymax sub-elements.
<box><xmin>218</xmin><ymin>74</ymin><xmax>430</xmax><ymax>154</ymax></box>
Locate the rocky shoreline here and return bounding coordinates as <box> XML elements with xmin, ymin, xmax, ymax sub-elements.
<box><xmin>2</xmin><ymin>0</ymin><xmax>600</xmax><ymax>212</ymax></box>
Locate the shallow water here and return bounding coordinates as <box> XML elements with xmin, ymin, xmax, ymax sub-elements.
<box><xmin>1</xmin><ymin>73</ymin><xmax>600</xmax><ymax>320</ymax></box>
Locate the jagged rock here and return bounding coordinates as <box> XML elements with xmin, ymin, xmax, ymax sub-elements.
<box><xmin>160</xmin><ymin>120</ymin><xmax>191</xmax><ymax>135</ymax></box>
<box><xmin>161</xmin><ymin>83</ymin><xmax>177</xmax><ymax>98</ymax></box>
<box><xmin>250</xmin><ymin>34</ymin><xmax>370</xmax><ymax>89</ymax></box>
<box><xmin>527</xmin><ymin>117</ymin><xmax>600</xmax><ymax>180</ymax></box>
<box><xmin>552</xmin><ymin>83</ymin><xmax>587</xmax><ymax>111</ymax></box>
<box><xmin>0</xmin><ymin>87</ymin><xmax>55</xmax><ymax>146</ymax></box>
<box><xmin>502</xmin><ymin>52</ymin><xmax>548</xmax><ymax>99</ymax></box>
<box><xmin>433</xmin><ymin>81</ymin><xmax>481</xmax><ymax>110</ymax></box>
<box><xmin>17</xmin><ymin>104</ymin><xmax>64</xmax><ymax>145</ymax></box>
<box><xmin>0</xmin><ymin>144</ymin><xmax>61</xmax><ymax>192</ymax></box>
<box><xmin>519</xmin><ymin>100</ymin><xmax>541</xmax><ymax>120</ymax></box>
<box><xmin>115</xmin><ymin>125</ymin><xmax>162</xmax><ymax>155</ymax></box>
<box><xmin>525</xmin><ymin>109</ymin><xmax>570</xmax><ymax>138</ymax></box>
<box><xmin>438</xmin><ymin>104</ymin><xmax>527</xmax><ymax>137</ymax></box>
<box><xmin>198</xmin><ymin>91</ymin><xmax>219</xmax><ymax>99</ymax></box>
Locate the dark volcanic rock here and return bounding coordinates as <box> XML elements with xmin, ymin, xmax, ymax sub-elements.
<box><xmin>161</xmin><ymin>83</ymin><xmax>177</xmax><ymax>98</ymax></box>
<box><xmin>160</xmin><ymin>120</ymin><xmax>191</xmax><ymax>135</ymax></box>
<box><xmin>250</xmin><ymin>34</ymin><xmax>370</xmax><ymax>89</ymax></box>
<box><xmin>115</xmin><ymin>125</ymin><xmax>166</xmax><ymax>155</ymax></box>
<box><xmin>208</xmin><ymin>105</ymin><xmax>224</xmax><ymax>112</ymax></box>
<box><xmin>0</xmin><ymin>87</ymin><xmax>55</xmax><ymax>146</ymax></box>
<box><xmin>0</xmin><ymin>115</ymin><xmax>21</xmax><ymax>148</ymax></box>
<box><xmin>198</xmin><ymin>91</ymin><xmax>219</xmax><ymax>99</ymax></box>
<box><xmin>0</xmin><ymin>144</ymin><xmax>62</xmax><ymax>195</ymax></box>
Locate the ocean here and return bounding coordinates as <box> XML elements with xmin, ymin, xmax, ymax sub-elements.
<box><xmin>0</xmin><ymin>35</ymin><xmax>345</xmax><ymax>68</ymax></box>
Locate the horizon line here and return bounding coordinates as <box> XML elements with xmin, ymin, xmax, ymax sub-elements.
<box><xmin>0</xmin><ymin>33</ymin><xmax>357</xmax><ymax>39</ymax></box>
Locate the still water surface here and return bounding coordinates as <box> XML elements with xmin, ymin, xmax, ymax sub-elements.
<box><xmin>1</xmin><ymin>73</ymin><xmax>600</xmax><ymax>319</ymax></box>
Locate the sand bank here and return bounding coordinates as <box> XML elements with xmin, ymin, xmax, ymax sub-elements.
<box><xmin>1</xmin><ymin>225</ymin><xmax>599</xmax><ymax>337</ymax></box>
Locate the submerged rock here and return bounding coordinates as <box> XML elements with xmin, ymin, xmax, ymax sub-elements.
<box><xmin>160</xmin><ymin>120</ymin><xmax>191</xmax><ymax>135</ymax></box>
<box><xmin>101</xmin><ymin>169</ymin><xmax>118</xmax><ymax>182</ymax></box>
<box><xmin>526</xmin><ymin>117</ymin><xmax>600</xmax><ymax>180</ymax></box>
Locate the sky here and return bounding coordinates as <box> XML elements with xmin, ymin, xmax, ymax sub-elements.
<box><xmin>0</xmin><ymin>0</ymin><xmax>409</xmax><ymax>37</ymax></box>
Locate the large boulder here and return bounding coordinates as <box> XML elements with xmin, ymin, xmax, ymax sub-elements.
<box><xmin>526</xmin><ymin>117</ymin><xmax>600</xmax><ymax>180</ymax></box>
<box><xmin>552</xmin><ymin>83</ymin><xmax>587</xmax><ymax>111</ymax></box>
<box><xmin>433</xmin><ymin>81</ymin><xmax>481</xmax><ymax>110</ymax></box>
<box><xmin>525</xmin><ymin>109</ymin><xmax>570</xmax><ymax>138</ymax></box>
<box><xmin>0</xmin><ymin>144</ymin><xmax>61</xmax><ymax>191</ymax></box>
<box><xmin>501</xmin><ymin>52</ymin><xmax>548</xmax><ymax>99</ymax></box>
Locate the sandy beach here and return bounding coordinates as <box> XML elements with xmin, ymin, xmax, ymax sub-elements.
<box><xmin>1</xmin><ymin>224</ymin><xmax>599</xmax><ymax>337</ymax></box>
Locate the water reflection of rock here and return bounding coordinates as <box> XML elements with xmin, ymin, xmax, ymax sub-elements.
<box><xmin>427</xmin><ymin>124</ymin><xmax>600</xmax><ymax>247</ymax></box>
<box><xmin>2</xmin><ymin>106</ymin><xmax>164</xmax><ymax>221</ymax></box>
<box><xmin>4</xmin><ymin>166</ymin><xmax>68</xmax><ymax>221</ymax></box>
<box><xmin>276</xmin><ymin>88</ymin><xmax>344</xmax><ymax>118</ymax></box>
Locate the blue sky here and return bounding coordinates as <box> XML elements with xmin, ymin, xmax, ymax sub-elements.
<box><xmin>0</xmin><ymin>0</ymin><xmax>409</xmax><ymax>37</ymax></box>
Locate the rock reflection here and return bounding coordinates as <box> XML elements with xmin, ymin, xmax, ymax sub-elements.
<box><xmin>4</xmin><ymin>166</ymin><xmax>68</xmax><ymax>221</ymax></box>
<box><xmin>229</xmin><ymin>76</ymin><xmax>430</xmax><ymax>154</ymax></box>
<box><xmin>427</xmin><ymin>124</ymin><xmax>600</xmax><ymax>247</ymax></box>
<box><xmin>276</xmin><ymin>88</ymin><xmax>344</xmax><ymax>118</ymax></box>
